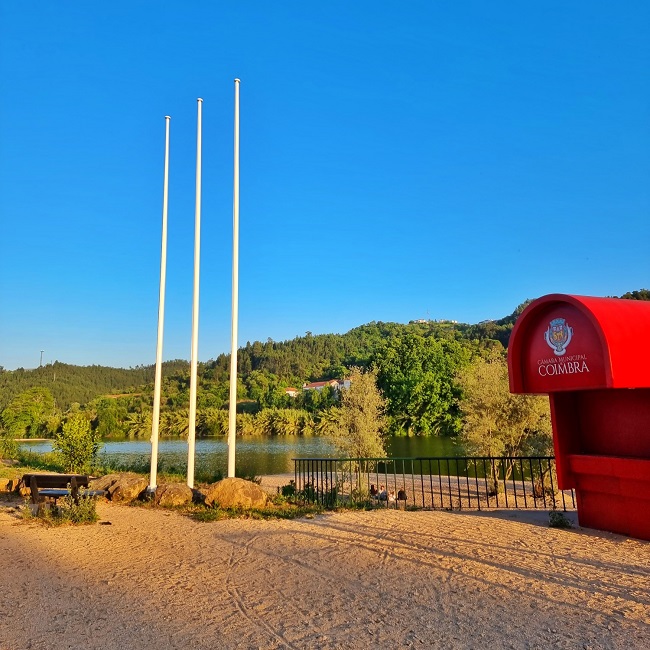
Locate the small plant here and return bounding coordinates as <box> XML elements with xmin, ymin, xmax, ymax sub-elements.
<box><xmin>56</xmin><ymin>491</ymin><xmax>99</xmax><ymax>524</ymax></box>
<box><xmin>549</xmin><ymin>509</ymin><xmax>573</xmax><ymax>529</ymax></box>
<box><xmin>281</xmin><ymin>480</ymin><xmax>296</xmax><ymax>497</ymax></box>
<box><xmin>20</xmin><ymin>497</ymin><xmax>35</xmax><ymax>520</ymax></box>
<box><xmin>293</xmin><ymin>481</ymin><xmax>338</xmax><ymax>508</ymax></box>
<box><xmin>348</xmin><ymin>487</ymin><xmax>376</xmax><ymax>509</ymax></box>
<box><xmin>299</xmin><ymin>481</ymin><xmax>317</xmax><ymax>502</ymax></box>
<box><xmin>25</xmin><ymin>489</ymin><xmax>99</xmax><ymax>527</ymax></box>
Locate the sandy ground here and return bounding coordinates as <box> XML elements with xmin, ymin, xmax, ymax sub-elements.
<box><xmin>0</xmin><ymin>489</ymin><xmax>648</xmax><ymax>650</ymax></box>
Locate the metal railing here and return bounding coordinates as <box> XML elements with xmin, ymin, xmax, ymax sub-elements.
<box><xmin>293</xmin><ymin>456</ymin><xmax>576</xmax><ymax>511</ymax></box>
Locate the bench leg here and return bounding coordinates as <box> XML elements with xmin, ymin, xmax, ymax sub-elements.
<box><xmin>29</xmin><ymin>476</ymin><xmax>43</xmax><ymax>505</ymax></box>
<box><xmin>70</xmin><ymin>476</ymin><xmax>80</xmax><ymax>505</ymax></box>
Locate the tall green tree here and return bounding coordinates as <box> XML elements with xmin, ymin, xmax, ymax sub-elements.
<box><xmin>326</xmin><ymin>367</ymin><xmax>387</xmax><ymax>458</ymax></box>
<box><xmin>91</xmin><ymin>398</ymin><xmax>129</xmax><ymax>438</ymax></box>
<box><xmin>376</xmin><ymin>335</ymin><xmax>471</xmax><ymax>436</ymax></box>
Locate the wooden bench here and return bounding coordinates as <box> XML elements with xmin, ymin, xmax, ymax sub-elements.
<box><xmin>22</xmin><ymin>473</ymin><xmax>106</xmax><ymax>505</ymax></box>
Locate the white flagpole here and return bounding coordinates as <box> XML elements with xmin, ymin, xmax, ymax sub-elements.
<box><xmin>187</xmin><ymin>98</ymin><xmax>203</xmax><ymax>489</ymax></box>
<box><xmin>227</xmin><ymin>79</ymin><xmax>240</xmax><ymax>478</ymax></box>
<box><xmin>148</xmin><ymin>115</ymin><xmax>171</xmax><ymax>494</ymax></box>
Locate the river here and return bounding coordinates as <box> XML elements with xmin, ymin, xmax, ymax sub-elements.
<box><xmin>20</xmin><ymin>435</ymin><xmax>462</xmax><ymax>478</ymax></box>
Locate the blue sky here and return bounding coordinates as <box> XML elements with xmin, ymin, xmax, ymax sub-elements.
<box><xmin>1</xmin><ymin>1</ymin><xmax>648</xmax><ymax>370</ymax></box>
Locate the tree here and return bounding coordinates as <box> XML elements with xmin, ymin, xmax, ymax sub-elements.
<box><xmin>456</xmin><ymin>356</ymin><xmax>552</xmax><ymax>458</ymax></box>
<box><xmin>91</xmin><ymin>398</ymin><xmax>129</xmax><ymax>438</ymax></box>
<box><xmin>125</xmin><ymin>410</ymin><xmax>152</xmax><ymax>439</ymax></box>
<box><xmin>160</xmin><ymin>410</ymin><xmax>190</xmax><ymax>438</ymax></box>
<box><xmin>1</xmin><ymin>387</ymin><xmax>56</xmax><ymax>438</ymax></box>
<box><xmin>619</xmin><ymin>289</ymin><xmax>650</xmax><ymax>301</ymax></box>
<box><xmin>197</xmin><ymin>408</ymin><xmax>228</xmax><ymax>436</ymax></box>
<box><xmin>375</xmin><ymin>335</ymin><xmax>470</xmax><ymax>436</ymax></box>
<box><xmin>326</xmin><ymin>367</ymin><xmax>387</xmax><ymax>458</ymax></box>
<box><xmin>298</xmin><ymin>384</ymin><xmax>338</xmax><ymax>413</ymax></box>
<box><xmin>53</xmin><ymin>412</ymin><xmax>101</xmax><ymax>472</ymax></box>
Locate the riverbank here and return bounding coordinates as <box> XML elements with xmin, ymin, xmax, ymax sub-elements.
<box><xmin>0</xmin><ymin>494</ymin><xmax>648</xmax><ymax>649</ymax></box>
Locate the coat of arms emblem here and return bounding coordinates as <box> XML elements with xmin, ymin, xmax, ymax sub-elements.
<box><xmin>544</xmin><ymin>318</ymin><xmax>573</xmax><ymax>356</ymax></box>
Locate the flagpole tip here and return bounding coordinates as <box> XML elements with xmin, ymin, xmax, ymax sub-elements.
<box><xmin>164</xmin><ymin>115</ymin><xmax>171</xmax><ymax>120</ymax></box>
<box><xmin>234</xmin><ymin>78</ymin><xmax>241</xmax><ymax>83</ymax></box>
<box><xmin>197</xmin><ymin>98</ymin><xmax>203</xmax><ymax>102</ymax></box>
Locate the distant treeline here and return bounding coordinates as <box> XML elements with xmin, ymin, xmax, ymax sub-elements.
<box><xmin>0</xmin><ymin>310</ymin><xmax>522</xmax><ymax>413</ymax></box>
<box><xmin>1</xmin><ymin>290</ymin><xmax>647</xmax><ymax>439</ymax></box>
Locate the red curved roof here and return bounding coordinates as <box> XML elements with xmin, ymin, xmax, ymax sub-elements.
<box><xmin>509</xmin><ymin>294</ymin><xmax>650</xmax><ymax>393</ymax></box>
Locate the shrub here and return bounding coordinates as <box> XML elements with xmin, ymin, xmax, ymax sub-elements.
<box><xmin>53</xmin><ymin>413</ymin><xmax>101</xmax><ymax>473</ymax></box>
<box><xmin>281</xmin><ymin>480</ymin><xmax>296</xmax><ymax>497</ymax></box>
<box><xmin>53</xmin><ymin>491</ymin><xmax>99</xmax><ymax>525</ymax></box>
<box><xmin>23</xmin><ymin>490</ymin><xmax>99</xmax><ymax>526</ymax></box>
<box><xmin>549</xmin><ymin>509</ymin><xmax>573</xmax><ymax>529</ymax></box>
<box><xmin>0</xmin><ymin>431</ymin><xmax>18</xmax><ymax>459</ymax></box>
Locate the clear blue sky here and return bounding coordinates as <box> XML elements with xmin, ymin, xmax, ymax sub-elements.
<box><xmin>1</xmin><ymin>1</ymin><xmax>648</xmax><ymax>370</ymax></box>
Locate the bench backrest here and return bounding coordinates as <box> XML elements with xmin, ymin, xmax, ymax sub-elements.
<box><xmin>22</xmin><ymin>474</ymin><xmax>90</xmax><ymax>489</ymax></box>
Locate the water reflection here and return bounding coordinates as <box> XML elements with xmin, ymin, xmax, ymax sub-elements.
<box><xmin>21</xmin><ymin>435</ymin><xmax>461</xmax><ymax>477</ymax></box>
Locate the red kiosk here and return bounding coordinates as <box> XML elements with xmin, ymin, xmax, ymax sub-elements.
<box><xmin>508</xmin><ymin>294</ymin><xmax>650</xmax><ymax>540</ymax></box>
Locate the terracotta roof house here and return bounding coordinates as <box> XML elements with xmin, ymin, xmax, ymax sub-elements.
<box><xmin>302</xmin><ymin>379</ymin><xmax>340</xmax><ymax>391</ymax></box>
<box><xmin>302</xmin><ymin>378</ymin><xmax>352</xmax><ymax>392</ymax></box>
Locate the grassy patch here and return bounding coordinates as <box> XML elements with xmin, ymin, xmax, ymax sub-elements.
<box><xmin>186</xmin><ymin>498</ymin><xmax>323</xmax><ymax>523</ymax></box>
<box><xmin>15</xmin><ymin>450</ymin><xmax>64</xmax><ymax>473</ymax></box>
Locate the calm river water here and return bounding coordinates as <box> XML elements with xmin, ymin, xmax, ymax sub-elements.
<box><xmin>21</xmin><ymin>435</ymin><xmax>462</xmax><ymax>477</ymax></box>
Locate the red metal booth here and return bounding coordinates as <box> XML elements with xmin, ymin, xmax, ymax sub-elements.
<box><xmin>508</xmin><ymin>294</ymin><xmax>650</xmax><ymax>540</ymax></box>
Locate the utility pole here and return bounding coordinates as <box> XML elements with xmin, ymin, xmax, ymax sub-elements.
<box><xmin>40</xmin><ymin>350</ymin><xmax>44</xmax><ymax>367</ymax></box>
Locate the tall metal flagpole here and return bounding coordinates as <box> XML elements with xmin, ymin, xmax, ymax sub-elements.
<box><xmin>227</xmin><ymin>79</ymin><xmax>241</xmax><ymax>478</ymax></box>
<box><xmin>148</xmin><ymin>115</ymin><xmax>171</xmax><ymax>493</ymax></box>
<box><xmin>187</xmin><ymin>98</ymin><xmax>203</xmax><ymax>489</ymax></box>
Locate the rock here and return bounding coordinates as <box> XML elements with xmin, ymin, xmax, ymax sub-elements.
<box><xmin>8</xmin><ymin>478</ymin><xmax>22</xmax><ymax>492</ymax></box>
<box><xmin>155</xmin><ymin>483</ymin><xmax>193</xmax><ymax>507</ymax></box>
<box><xmin>108</xmin><ymin>474</ymin><xmax>148</xmax><ymax>502</ymax></box>
<box><xmin>89</xmin><ymin>474</ymin><xmax>121</xmax><ymax>493</ymax></box>
<box><xmin>202</xmin><ymin>478</ymin><xmax>268</xmax><ymax>509</ymax></box>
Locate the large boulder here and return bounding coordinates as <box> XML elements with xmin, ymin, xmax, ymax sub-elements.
<box><xmin>107</xmin><ymin>474</ymin><xmax>148</xmax><ymax>502</ymax></box>
<box><xmin>89</xmin><ymin>474</ymin><xmax>121</xmax><ymax>493</ymax></box>
<box><xmin>155</xmin><ymin>482</ymin><xmax>193</xmax><ymax>507</ymax></box>
<box><xmin>203</xmin><ymin>478</ymin><xmax>268</xmax><ymax>509</ymax></box>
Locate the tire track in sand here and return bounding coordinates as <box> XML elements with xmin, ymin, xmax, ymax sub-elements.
<box><xmin>225</xmin><ymin>533</ymin><xmax>300</xmax><ymax>650</ymax></box>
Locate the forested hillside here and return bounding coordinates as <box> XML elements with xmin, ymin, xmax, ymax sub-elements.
<box><xmin>2</xmin><ymin>291</ymin><xmax>647</xmax><ymax>440</ymax></box>
<box><xmin>0</xmin><ymin>360</ymin><xmax>188</xmax><ymax>411</ymax></box>
<box><xmin>1</xmin><ymin>314</ymin><xmax>514</xmax><ymax>413</ymax></box>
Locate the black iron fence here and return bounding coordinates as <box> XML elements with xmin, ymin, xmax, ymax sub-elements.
<box><xmin>293</xmin><ymin>456</ymin><xmax>576</xmax><ymax>511</ymax></box>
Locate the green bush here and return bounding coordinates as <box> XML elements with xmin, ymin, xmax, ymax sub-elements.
<box><xmin>23</xmin><ymin>490</ymin><xmax>99</xmax><ymax>526</ymax></box>
<box><xmin>281</xmin><ymin>480</ymin><xmax>296</xmax><ymax>497</ymax></box>
<box><xmin>54</xmin><ymin>491</ymin><xmax>99</xmax><ymax>524</ymax></box>
<box><xmin>52</xmin><ymin>413</ymin><xmax>101</xmax><ymax>472</ymax></box>
<box><xmin>0</xmin><ymin>431</ymin><xmax>18</xmax><ymax>459</ymax></box>
<box><xmin>549</xmin><ymin>510</ymin><xmax>573</xmax><ymax>529</ymax></box>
